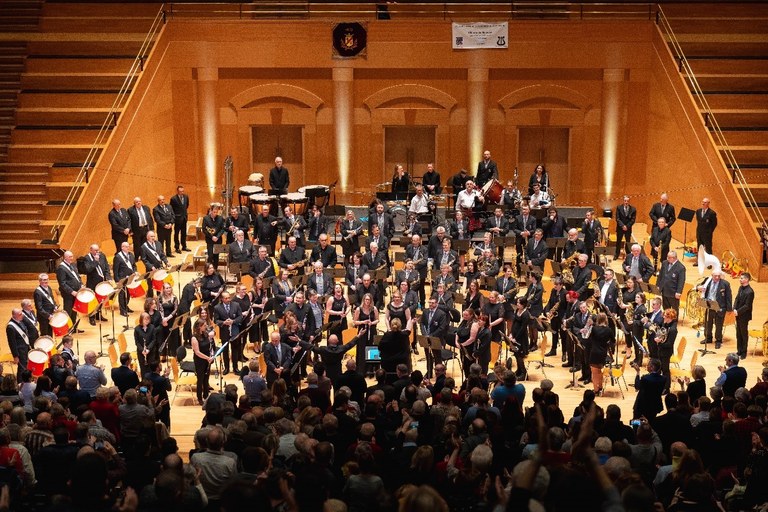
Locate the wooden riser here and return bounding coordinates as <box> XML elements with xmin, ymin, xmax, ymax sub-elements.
<box><xmin>18</xmin><ymin>92</ymin><xmax>125</xmax><ymax>109</ymax></box>
<box><xmin>27</xmin><ymin>40</ymin><xmax>143</xmax><ymax>56</ymax></box>
<box><xmin>723</xmin><ymin>148</ymin><xmax>768</xmax><ymax>166</ymax></box>
<box><xmin>709</xmin><ymin>111</ymin><xmax>768</xmax><ymax>128</ymax></box>
<box><xmin>11</xmin><ymin>128</ymin><xmax>105</xmax><ymax>145</ymax></box>
<box><xmin>46</xmin><ymin>183</ymin><xmax>83</xmax><ymax>202</ymax></box>
<box><xmin>688</xmin><ymin>59</ymin><xmax>768</xmax><ymax>75</ymax></box>
<box><xmin>0</xmin><ymin>171</ymin><xmax>48</xmax><ymax>182</ymax></box>
<box><xmin>717</xmin><ymin>130</ymin><xmax>768</xmax><ymax>146</ymax></box>
<box><xmin>39</xmin><ymin>17</ymin><xmax>156</xmax><ymax>33</ymax></box>
<box><xmin>41</xmin><ymin>3</ymin><xmax>161</xmax><ymax>18</ymax></box>
<box><xmin>22</xmin><ymin>73</ymin><xmax>136</xmax><ymax>90</ymax></box>
<box><xmin>662</xmin><ymin>4</ymin><xmax>768</xmax><ymax>18</ymax></box>
<box><xmin>25</xmin><ymin>57</ymin><xmax>136</xmax><ymax>74</ymax></box>
<box><xmin>679</xmin><ymin>42</ymin><xmax>768</xmax><ymax>58</ymax></box>
<box><xmin>695</xmin><ymin>75</ymin><xmax>768</xmax><ymax>93</ymax></box>
<box><xmin>15</xmin><ymin>108</ymin><xmax>116</xmax><ymax>125</ymax></box>
<box><xmin>697</xmin><ymin>93</ymin><xmax>768</xmax><ymax>111</ymax></box>
<box><xmin>7</xmin><ymin>144</ymin><xmax>100</xmax><ymax>162</ymax></box>
<box><xmin>667</xmin><ymin>19</ymin><xmax>768</xmax><ymax>35</ymax></box>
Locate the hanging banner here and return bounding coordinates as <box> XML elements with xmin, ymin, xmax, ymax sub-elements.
<box><xmin>452</xmin><ymin>22</ymin><xmax>508</xmax><ymax>50</ymax></box>
<box><xmin>333</xmin><ymin>22</ymin><xmax>367</xmax><ymax>59</ymax></box>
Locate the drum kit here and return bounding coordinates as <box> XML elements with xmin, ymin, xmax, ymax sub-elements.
<box><xmin>240</xmin><ymin>182</ymin><xmax>331</xmax><ymax>220</ymax></box>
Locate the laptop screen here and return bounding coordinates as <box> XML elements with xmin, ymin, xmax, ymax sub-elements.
<box><xmin>365</xmin><ymin>346</ymin><xmax>381</xmax><ymax>362</ymax></box>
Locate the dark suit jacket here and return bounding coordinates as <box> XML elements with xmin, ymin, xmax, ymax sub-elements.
<box><xmin>214</xmin><ymin>301</ymin><xmax>242</xmax><ymax>344</ymax></box>
<box><xmin>695</xmin><ymin>208</ymin><xmax>717</xmax><ymax>242</ymax></box>
<box><xmin>34</xmin><ymin>286</ymin><xmax>57</xmax><ymax>319</ymax></box>
<box><xmin>571</xmin><ymin>265</ymin><xmax>592</xmax><ymax>299</ymax></box>
<box><xmin>420</xmin><ymin>307</ymin><xmax>447</xmax><ymax>339</ymax></box>
<box><xmin>6</xmin><ymin>320</ymin><xmax>30</xmax><ymax>361</ymax></box>
<box><xmin>169</xmin><ymin>194</ymin><xmax>189</xmax><ymax>221</ymax></box>
<box><xmin>368</xmin><ymin>212</ymin><xmax>395</xmax><ymax>240</ymax></box>
<box><xmin>108</xmin><ymin>208</ymin><xmax>131</xmax><ymax>238</ymax></box>
<box><xmin>484</xmin><ymin>215</ymin><xmax>509</xmax><ymax>237</ymax></box>
<box><xmin>563</xmin><ymin>239</ymin><xmax>585</xmax><ymax>260</ymax></box>
<box><xmin>703</xmin><ymin>279</ymin><xmax>732</xmax><ymax>314</ymax></box>
<box><xmin>253</xmin><ymin>215</ymin><xmax>278</xmax><ymax>244</ymax></box>
<box><xmin>526</xmin><ymin>284</ymin><xmax>544</xmax><ymax>316</ymax></box>
<box><xmin>311</xmin><ymin>244</ymin><xmax>337</xmax><ymax>268</ymax></box>
<box><xmin>526</xmin><ymin>238</ymin><xmax>548</xmax><ymax>268</ymax></box>
<box><xmin>345</xmin><ymin>264</ymin><xmax>369</xmax><ymax>289</ymax></box>
<box><xmin>615</xmin><ymin>204</ymin><xmax>636</xmax><ymax>232</ymax></box>
<box><xmin>127</xmin><ymin>205</ymin><xmax>154</xmax><ymax>234</ymax></box>
<box><xmin>269</xmin><ymin>166</ymin><xmax>290</xmax><ymax>193</ymax></box>
<box><xmin>249</xmin><ymin>257</ymin><xmax>276</xmax><ymax>280</ymax></box>
<box><xmin>362</xmin><ymin>251</ymin><xmax>387</xmax><ymax>274</ymax></box>
<box><xmin>202</xmin><ymin>214</ymin><xmax>226</xmax><ymax>243</ymax></box>
<box><xmin>111</xmin><ymin>365</ymin><xmax>140</xmax><ymax>395</ymax></box>
<box><xmin>542</xmin><ymin>215</ymin><xmax>567</xmax><ymax>238</ymax></box>
<box><xmin>496</xmin><ymin>275</ymin><xmax>518</xmax><ymax>307</ymax></box>
<box><xmin>581</xmin><ymin>219</ymin><xmax>602</xmax><ymax>249</ymax></box>
<box><xmin>306</xmin><ymin>271</ymin><xmax>334</xmax><ymax>296</ymax></box>
<box><xmin>649</xmin><ymin>202</ymin><xmax>676</xmax><ymax>227</ymax></box>
<box><xmin>83</xmin><ymin>252</ymin><xmax>111</xmax><ymax>289</ymax></box>
<box><xmin>733</xmin><ymin>284</ymin><xmax>754</xmax><ymax>322</ymax></box>
<box><xmin>228</xmin><ymin>239</ymin><xmax>254</xmax><ymax>263</ymax></box>
<box><xmin>140</xmin><ymin>240</ymin><xmax>168</xmax><ymax>271</ymax></box>
<box><xmin>263</xmin><ymin>342</ymin><xmax>292</xmax><ymax>383</ymax></box>
<box><xmin>623</xmin><ymin>253</ymin><xmax>655</xmax><ymax>282</ymax></box>
<box><xmin>134</xmin><ymin>324</ymin><xmax>156</xmax><ymax>353</ymax></box>
<box><xmin>113</xmin><ymin>251</ymin><xmax>137</xmax><ymax>281</ymax></box>
<box><xmin>650</xmin><ymin>226</ymin><xmax>671</xmax><ymax>252</ymax></box>
<box><xmin>657</xmin><ymin>260</ymin><xmax>686</xmax><ymax>297</ymax></box>
<box><xmin>153</xmin><ymin>204</ymin><xmax>175</xmax><ymax>230</ymax></box>
<box><xmin>56</xmin><ymin>262</ymin><xmax>82</xmax><ymax>297</ymax></box>
<box><xmin>513</xmin><ymin>215</ymin><xmax>537</xmax><ymax>242</ymax></box>
<box><xmin>307</xmin><ymin>214</ymin><xmax>327</xmax><ymax>241</ymax></box>
<box><xmin>448</xmin><ymin>218</ymin><xmax>470</xmax><ymax>240</ymax></box>
<box><xmin>475</xmin><ymin>159</ymin><xmax>498</xmax><ymax>186</ymax></box>
<box><xmin>597</xmin><ymin>280</ymin><xmax>620</xmax><ymax>314</ymax></box>
<box><xmin>634</xmin><ymin>371</ymin><xmax>666</xmax><ymax>418</ymax></box>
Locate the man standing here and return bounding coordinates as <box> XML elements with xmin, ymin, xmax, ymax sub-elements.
<box><xmin>657</xmin><ymin>251</ymin><xmax>686</xmax><ymax>314</ymax></box>
<box><xmin>650</xmin><ymin>217</ymin><xmax>672</xmax><ymax>269</ymax></box>
<box><xmin>34</xmin><ymin>273</ymin><xmax>57</xmax><ymax>337</ymax></box>
<box><xmin>695</xmin><ymin>197</ymin><xmax>717</xmax><ymax>256</ymax></box>
<box><xmin>269</xmin><ymin>156</ymin><xmax>290</xmax><ymax>195</ymax></box>
<box><xmin>140</xmin><ymin>231</ymin><xmax>168</xmax><ymax>298</ymax></box>
<box><xmin>107</xmin><ymin>199</ymin><xmax>131</xmax><ymax>254</ymax></box>
<box><xmin>475</xmin><ymin>149</ymin><xmax>498</xmax><ymax>188</ymax></box>
<box><xmin>83</xmin><ymin>244</ymin><xmax>111</xmax><ymax>325</ymax></box>
<box><xmin>146</xmin><ymin>360</ymin><xmax>172</xmax><ymax>428</ymax></box>
<box><xmin>263</xmin><ymin>331</ymin><xmax>292</xmax><ymax>386</ymax></box>
<box><xmin>56</xmin><ymin>251</ymin><xmax>83</xmax><ymax>323</ymax></box>
<box><xmin>698</xmin><ymin>270</ymin><xmax>732</xmax><ymax>349</ymax></box>
<box><xmin>623</xmin><ymin>244</ymin><xmax>654</xmax><ymax>283</ymax></box>
<box><xmin>279</xmin><ymin>236</ymin><xmax>306</xmax><ymax>276</ymax></box>
<box><xmin>422</xmin><ymin>163</ymin><xmax>442</xmax><ymax>195</ymax></box>
<box><xmin>420</xmin><ymin>297</ymin><xmax>447</xmax><ymax>379</ymax></box>
<box><xmin>202</xmin><ymin>204</ymin><xmax>226</xmax><ymax>267</ymax></box>
<box><xmin>227</xmin><ymin>230</ymin><xmax>253</xmax><ymax>263</ymax></box>
<box><xmin>649</xmin><ymin>193</ymin><xmax>676</xmax><ymax>228</ymax></box>
<box><xmin>310</xmin><ymin>233</ymin><xmax>337</xmax><ymax>268</ymax></box>
<box><xmin>127</xmin><ymin>197</ymin><xmax>154</xmax><ymax>254</ymax></box>
<box><xmin>715</xmin><ymin>353</ymin><xmax>748</xmax><ymax>397</ymax></box>
<box><xmin>615</xmin><ymin>195</ymin><xmax>636</xmax><ymax>258</ymax></box>
<box><xmin>214</xmin><ymin>292</ymin><xmax>243</xmax><ymax>375</ymax></box>
<box><xmin>153</xmin><ymin>195</ymin><xmax>175</xmax><ymax>257</ymax></box>
<box><xmin>733</xmin><ymin>272</ymin><xmax>754</xmax><ymax>359</ymax></box>
<box><xmin>113</xmin><ymin>242</ymin><xmax>137</xmax><ymax>317</ymax></box>
<box><xmin>6</xmin><ymin>308</ymin><xmax>30</xmax><ymax>380</ymax></box>
<box><xmin>76</xmin><ymin>350</ymin><xmax>107</xmax><ymax>397</ymax></box>
<box><xmin>581</xmin><ymin>210</ymin><xmax>602</xmax><ymax>262</ymax></box>
<box><xmin>225</xmin><ymin>206</ymin><xmax>250</xmax><ymax>245</ymax></box>
<box><xmin>169</xmin><ymin>185</ymin><xmax>189</xmax><ymax>253</ymax></box>
<box><xmin>252</xmin><ymin>204</ymin><xmax>278</xmax><ymax>254</ymax></box>
<box><xmin>282</xmin><ymin>206</ymin><xmax>306</xmax><ymax>246</ymax></box>
<box><xmin>514</xmin><ymin>205</ymin><xmax>537</xmax><ymax>272</ymax></box>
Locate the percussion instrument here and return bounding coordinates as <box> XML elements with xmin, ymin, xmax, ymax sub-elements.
<box><xmin>280</xmin><ymin>192</ymin><xmax>308</xmax><ymax>216</ymax></box>
<box><xmin>238</xmin><ymin>185</ymin><xmax>264</xmax><ymax>209</ymax></box>
<box><xmin>298</xmin><ymin>185</ymin><xmax>330</xmax><ymax>210</ymax></box>
<box><xmin>151</xmin><ymin>269</ymin><xmax>174</xmax><ymax>291</ymax></box>
<box><xmin>482</xmin><ymin>179</ymin><xmax>504</xmax><ymax>205</ymax></box>
<box><xmin>250</xmin><ymin>193</ymin><xmax>279</xmax><ymax>217</ymax></box>
<box><xmin>94</xmin><ymin>281</ymin><xmax>115</xmax><ymax>304</ymax></box>
<box><xmin>127</xmin><ymin>277</ymin><xmax>148</xmax><ymax>298</ymax></box>
<box><xmin>390</xmin><ymin>205</ymin><xmax>407</xmax><ymax>233</ymax></box>
<box><xmin>247</xmin><ymin>172</ymin><xmax>264</xmax><ymax>186</ymax></box>
<box><xmin>50</xmin><ymin>311</ymin><xmax>73</xmax><ymax>336</ymax></box>
<box><xmin>27</xmin><ymin>349</ymin><xmax>48</xmax><ymax>377</ymax></box>
<box><xmin>73</xmin><ymin>288</ymin><xmax>97</xmax><ymax>315</ymax></box>
<box><xmin>33</xmin><ymin>336</ymin><xmax>56</xmax><ymax>357</ymax></box>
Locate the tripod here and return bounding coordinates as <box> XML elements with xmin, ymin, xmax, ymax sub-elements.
<box><xmin>564</xmin><ymin>331</ymin><xmax>584</xmax><ymax>390</ymax></box>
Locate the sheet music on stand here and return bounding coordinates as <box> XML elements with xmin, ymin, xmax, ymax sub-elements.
<box><xmin>697</xmin><ymin>297</ymin><xmax>720</xmax><ymax>356</ymax></box>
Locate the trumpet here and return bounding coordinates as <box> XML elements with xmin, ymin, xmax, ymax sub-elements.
<box><xmin>286</xmin><ymin>216</ymin><xmax>302</xmax><ymax>236</ymax></box>
<box><xmin>546</xmin><ymin>297</ymin><xmax>562</xmax><ymax>320</ymax></box>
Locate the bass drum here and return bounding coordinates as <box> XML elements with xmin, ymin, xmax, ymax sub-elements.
<box><xmin>390</xmin><ymin>205</ymin><xmax>407</xmax><ymax>233</ymax></box>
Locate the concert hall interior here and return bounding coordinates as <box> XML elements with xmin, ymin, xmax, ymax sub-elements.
<box><xmin>0</xmin><ymin>1</ymin><xmax>768</xmax><ymax>510</ymax></box>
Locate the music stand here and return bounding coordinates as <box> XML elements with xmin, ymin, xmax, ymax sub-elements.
<box><xmin>160</xmin><ymin>314</ymin><xmax>185</xmax><ymax>360</ymax></box>
<box><xmin>647</xmin><ymin>283</ymin><xmax>661</xmax><ymax>297</ymax></box>
<box><xmin>453</xmin><ymin>239</ymin><xmax>470</xmax><ymax>255</ymax></box>
<box><xmin>563</xmin><ymin>330</ymin><xmax>585</xmax><ymax>390</ymax></box>
<box><xmin>110</xmin><ymin>277</ymin><xmax>129</xmax><ymax>335</ymax></box>
<box><xmin>212</xmin><ymin>341</ymin><xmax>230</xmax><ymax>392</ymax></box>
<box><xmin>228</xmin><ymin>262</ymin><xmax>250</xmax><ymax>282</ymax></box>
<box><xmin>91</xmin><ymin>299</ymin><xmax>109</xmax><ymax>359</ymax></box>
<box><xmin>698</xmin><ymin>298</ymin><xmax>719</xmax><ymax>356</ymax></box>
<box><xmin>594</xmin><ymin>246</ymin><xmax>610</xmax><ymax>265</ymax></box>
<box><xmin>416</xmin><ymin>335</ymin><xmax>442</xmax><ymax>351</ymax></box>
<box><xmin>677</xmin><ymin>207</ymin><xmax>696</xmax><ymax>254</ymax></box>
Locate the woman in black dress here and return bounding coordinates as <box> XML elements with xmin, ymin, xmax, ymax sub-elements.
<box><xmin>482</xmin><ymin>291</ymin><xmax>505</xmax><ymax>343</ymax></box>
<box><xmin>474</xmin><ymin>314</ymin><xmax>492</xmax><ymax>375</ymax></box>
<box><xmin>201</xmin><ymin>262</ymin><xmax>225</xmax><ymax>306</ymax></box>
<box><xmin>454</xmin><ymin>308</ymin><xmax>477</xmax><ymax>378</ymax></box>
<box><xmin>391</xmin><ymin>164</ymin><xmax>410</xmax><ymax>200</ymax></box>
<box><xmin>463</xmin><ymin>260</ymin><xmax>480</xmax><ymax>288</ymax></box>
<box><xmin>158</xmin><ymin>282</ymin><xmax>179</xmax><ymax>357</ymax></box>
<box><xmin>589</xmin><ymin>313</ymin><xmax>615</xmax><ymax>395</ymax></box>
<box><xmin>249</xmin><ymin>276</ymin><xmax>269</xmax><ymax>351</ymax></box>
<box><xmin>325</xmin><ymin>283</ymin><xmax>349</xmax><ymax>341</ymax></box>
<box><xmin>190</xmin><ymin>315</ymin><xmax>215</xmax><ymax>405</ymax></box>
<box><xmin>463</xmin><ymin>278</ymin><xmax>483</xmax><ymax>312</ymax></box>
<box><xmin>134</xmin><ymin>311</ymin><xmax>157</xmax><ymax>378</ymax></box>
<box><xmin>353</xmin><ymin>293</ymin><xmax>379</xmax><ymax>371</ymax></box>
<box><xmin>630</xmin><ymin>292</ymin><xmax>648</xmax><ymax>365</ymax></box>
<box><xmin>684</xmin><ymin>365</ymin><xmax>707</xmax><ymax>404</ymax></box>
<box><xmin>386</xmin><ymin>291</ymin><xmax>411</xmax><ymax>333</ymax></box>
<box><xmin>379</xmin><ymin>317</ymin><xmax>411</xmax><ymax>374</ymax></box>
<box><xmin>144</xmin><ymin>297</ymin><xmax>162</xmax><ymax>330</ymax></box>
<box><xmin>527</xmin><ymin>164</ymin><xmax>550</xmax><ymax>195</ymax></box>
<box><xmin>510</xmin><ymin>297</ymin><xmax>531</xmax><ymax>380</ymax></box>
<box><xmin>656</xmin><ymin>308</ymin><xmax>678</xmax><ymax>394</ymax></box>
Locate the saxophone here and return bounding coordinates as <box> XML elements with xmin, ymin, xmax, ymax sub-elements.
<box><xmin>623</xmin><ymin>301</ymin><xmax>635</xmax><ymax>324</ymax></box>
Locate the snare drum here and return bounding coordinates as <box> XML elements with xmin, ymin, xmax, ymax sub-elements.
<box><xmin>73</xmin><ymin>288</ymin><xmax>97</xmax><ymax>315</ymax></box>
<box><xmin>249</xmin><ymin>193</ymin><xmax>279</xmax><ymax>217</ymax></box>
<box><xmin>94</xmin><ymin>281</ymin><xmax>115</xmax><ymax>304</ymax></box>
<box><xmin>238</xmin><ymin>185</ymin><xmax>263</xmax><ymax>208</ymax></box>
<box><xmin>34</xmin><ymin>336</ymin><xmax>56</xmax><ymax>357</ymax></box>
<box><xmin>280</xmin><ymin>192</ymin><xmax>308</xmax><ymax>216</ymax></box>
<box><xmin>27</xmin><ymin>349</ymin><xmax>48</xmax><ymax>377</ymax></box>
<box><xmin>50</xmin><ymin>311</ymin><xmax>73</xmax><ymax>336</ymax></box>
<box><xmin>151</xmin><ymin>269</ymin><xmax>174</xmax><ymax>291</ymax></box>
<box><xmin>481</xmin><ymin>179</ymin><xmax>504</xmax><ymax>205</ymax></box>
<box><xmin>127</xmin><ymin>278</ymin><xmax>148</xmax><ymax>298</ymax></box>
<box><xmin>298</xmin><ymin>185</ymin><xmax>330</xmax><ymax>210</ymax></box>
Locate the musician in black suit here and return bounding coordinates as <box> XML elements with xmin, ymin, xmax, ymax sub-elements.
<box><xmin>403</xmin><ymin>213</ymin><xmax>422</xmax><ymax>238</ymax></box>
<box><xmin>642</xmin><ymin>297</ymin><xmax>664</xmax><ymax>361</ymax></box>
<box><xmin>228</xmin><ymin>230</ymin><xmax>253</xmax><ymax>263</ymax></box>
<box><xmin>249</xmin><ymin>245</ymin><xmax>276</xmax><ymax>280</ymax></box>
<box><xmin>623</xmin><ymin>244</ymin><xmax>655</xmax><ymax>283</ymax></box>
<box><xmin>7</xmin><ymin>309</ymin><xmax>30</xmax><ymax>380</ymax></box>
<box><xmin>615</xmin><ymin>195</ymin><xmax>636</xmax><ymax>258</ymax></box>
<box><xmin>422</xmin><ymin>163</ymin><xmax>442</xmax><ymax>195</ymax></box>
<box><xmin>214</xmin><ymin>292</ymin><xmax>243</xmax><ymax>374</ymax></box>
<box><xmin>83</xmin><ymin>244</ymin><xmax>111</xmax><ymax>325</ymax></box>
<box><xmin>361</xmin><ymin>243</ymin><xmax>387</xmax><ymax>306</ymax></box>
<box><xmin>581</xmin><ymin>210</ymin><xmax>602</xmax><ymax>261</ymax></box>
<box><xmin>570</xmin><ymin>254</ymin><xmax>592</xmax><ymax>300</ymax></box>
<box><xmin>140</xmin><ymin>231</ymin><xmax>168</xmax><ymax>298</ymax></box>
<box><xmin>433</xmin><ymin>263</ymin><xmax>457</xmax><ymax>293</ymax></box>
<box><xmin>34</xmin><ymin>273</ymin><xmax>57</xmax><ymax>336</ymax></box>
<box><xmin>650</xmin><ymin>218</ymin><xmax>672</xmax><ymax>269</ymax></box>
<box><xmin>649</xmin><ymin>193</ymin><xmax>676</xmax><ymax>228</ymax></box>
<box><xmin>108</xmin><ymin>199</ymin><xmax>131</xmax><ymax>254</ymax></box>
<box><xmin>447</xmin><ymin>210</ymin><xmax>470</xmax><ymax>240</ymax></box>
<box><xmin>475</xmin><ymin>149</ymin><xmax>498</xmax><ymax>188</ymax></box>
<box><xmin>542</xmin><ymin>207</ymin><xmax>567</xmax><ymax>240</ymax></box>
<box><xmin>525</xmin><ymin>229</ymin><xmax>549</xmax><ymax>271</ymax></box>
<box><xmin>733</xmin><ymin>272</ymin><xmax>754</xmax><ymax>359</ymax></box>
<box><xmin>271</xmin><ymin>270</ymin><xmax>295</xmax><ymax>318</ymax></box>
<box><xmin>562</xmin><ymin>228</ymin><xmax>585</xmax><ymax>261</ymax></box>
<box><xmin>420</xmin><ymin>297</ymin><xmax>448</xmax><ymax>379</ymax></box>
<box><xmin>695</xmin><ymin>197</ymin><xmax>717</xmax><ymax>255</ymax></box>
<box><xmin>225</xmin><ymin>206</ymin><xmax>250</xmax><ymax>245</ymax></box>
<box><xmin>307</xmin><ymin>205</ymin><xmax>327</xmax><ymax>242</ymax></box>
<box><xmin>176</xmin><ymin>275</ymin><xmax>200</xmax><ymax>343</ymax></box>
<box><xmin>112</xmin><ymin>242</ymin><xmax>137</xmax><ymax>316</ymax></box>
<box><xmin>525</xmin><ymin>273</ymin><xmax>545</xmax><ymax>346</ymax></box>
<box><xmin>310</xmin><ymin>234</ymin><xmax>337</xmax><ymax>268</ymax></box>
<box><xmin>20</xmin><ymin>299</ymin><xmax>39</xmax><ymax>345</ymax></box>
<box><xmin>368</xmin><ymin>202</ymin><xmax>395</xmax><ymax>240</ymax></box>
<box><xmin>169</xmin><ymin>185</ymin><xmax>190</xmax><ymax>253</ymax></box>
<box><xmin>306</xmin><ymin>261</ymin><xmax>334</xmax><ymax>298</ymax></box>
<box><xmin>56</xmin><ymin>251</ymin><xmax>83</xmax><ymax>323</ymax></box>
<box><xmin>485</xmin><ymin>207</ymin><xmax>509</xmax><ymax>239</ymax></box>
<box><xmin>434</xmin><ymin>238</ymin><xmax>459</xmax><ymax>277</ymax></box>
<box><xmin>657</xmin><ymin>250</ymin><xmax>686</xmax><ymax>313</ymax></box>
<box><xmin>698</xmin><ymin>270</ymin><xmax>732</xmax><ymax>349</ymax></box>
<box><xmin>544</xmin><ymin>277</ymin><xmax>567</xmax><ymax>357</ymax></box>
<box><xmin>368</xmin><ymin>224</ymin><xmax>390</xmax><ymax>263</ymax></box>
<box><xmin>264</xmin><ymin>330</ymin><xmax>293</xmax><ymax>385</ymax></box>
<box><xmin>340</xmin><ymin>210</ymin><xmax>363</xmax><ymax>260</ymax></box>
<box><xmin>268</xmin><ymin>156</ymin><xmax>290</xmax><ymax>195</ymax></box>
<box><xmin>153</xmin><ymin>195</ymin><xmax>176</xmax><ymax>256</ymax></box>
<box><xmin>345</xmin><ymin>253</ymin><xmax>368</xmax><ymax>294</ymax></box>
<box><xmin>513</xmin><ymin>205</ymin><xmax>537</xmax><ymax>271</ymax></box>
<box><xmin>134</xmin><ymin>311</ymin><xmax>157</xmax><ymax>378</ymax></box>
<box><xmin>252</xmin><ymin>205</ymin><xmax>279</xmax><ymax>254</ymax></box>
<box><xmin>111</xmin><ymin>352</ymin><xmax>140</xmax><ymax>396</ymax></box>
<box><xmin>278</xmin><ymin>236</ymin><xmax>306</xmax><ymax>276</ymax></box>
<box><xmin>202</xmin><ymin>204</ymin><xmax>226</xmax><ymax>267</ymax></box>
<box><xmin>127</xmin><ymin>197</ymin><xmax>154</xmax><ymax>254</ymax></box>
<box><xmin>496</xmin><ymin>265</ymin><xmax>518</xmax><ymax>330</ymax></box>
<box><xmin>633</xmin><ymin>358</ymin><xmax>666</xmax><ymax>419</ymax></box>
<box><xmin>405</xmin><ymin>235</ymin><xmax>429</xmax><ymax>304</ymax></box>
<box><xmin>282</xmin><ymin>206</ymin><xmax>307</xmax><ymax>246</ymax></box>
<box><xmin>597</xmin><ymin>268</ymin><xmax>621</xmax><ymax>315</ymax></box>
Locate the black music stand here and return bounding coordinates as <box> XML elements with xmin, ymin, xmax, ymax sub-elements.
<box><xmin>91</xmin><ymin>300</ymin><xmax>109</xmax><ymax>359</ymax></box>
<box><xmin>594</xmin><ymin>246</ymin><xmax>610</xmax><ymax>265</ymax></box>
<box><xmin>677</xmin><ymin>207</ymin><xmax>696</xmax><ymax>254</ymax></box>
<box><xmin>160</xmin><ymin>315</ymin><xmax>184</xmax><ymax>360</ymax></box>
<box><xmin>698</xmin><ymin>298</ymin><xmax>719</xmax><ymax>356</ymax></box>
<box><xmin>213</xmin><ymin>244</ymin><xmax>229</xmax><ymax>277</ymax></box>
<box><xmin>453</xmin><ymin>239</ymin><xmax>470</xmax><ymax>255</ymax></box>
<box><xmin>228</xmin><ymin>262</ymin><xmax>250</xmax><ymax>282</ymax></box>
<box><xmin>211</xmin><ymin>341</ymin><xmax>230</xmax><ymax>392</ymax></box>
<box><xmin>563</xmin><ymin>330</ymin><xmax>585</xmax><ymax>390</ymax></box>
<box><xmin>109</xmin><ymin>277</ymin><xmax>128</xmax><ymax>337</ymax></box>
